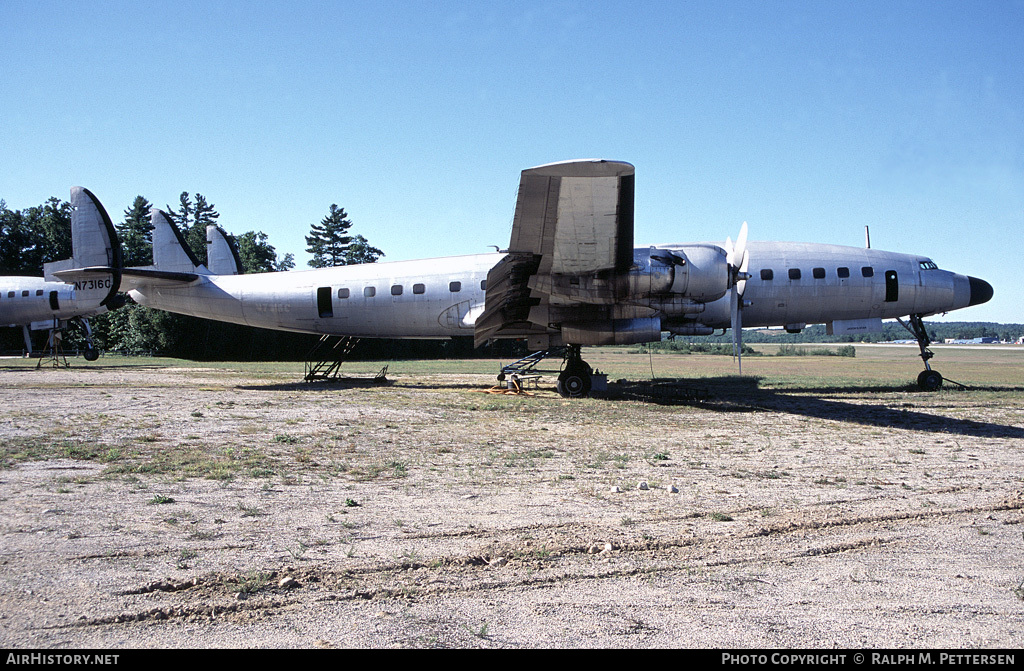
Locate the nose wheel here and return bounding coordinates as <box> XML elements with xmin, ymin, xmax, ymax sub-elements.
<box><xmin>899</xmin><ymin>314</ymin><xmax>943</xmax><ymax>391</ymax></box>
<box><xmin>916</xmin><ymin>369</ymin><xmax>943</xmax><ymax>392</ymax></box>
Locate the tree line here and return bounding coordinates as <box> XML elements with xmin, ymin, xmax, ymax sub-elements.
<box><xmin>688</xmin><ymin>321</ymin><xmax>1024</xmax><ymax>345</ymax></box>
<box><xmin>1</xmin><ymin>192</ymin><xmax>391</xmax><ymax>359</ymax></box>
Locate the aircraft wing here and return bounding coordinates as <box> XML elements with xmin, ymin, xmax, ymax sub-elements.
<box><xmin>475</xmin><ymin>159</ymin><xmax>635</xmax><ymax>347</ymax></box>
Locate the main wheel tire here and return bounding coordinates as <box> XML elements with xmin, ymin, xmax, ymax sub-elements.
<box><xmin>557</xmin><ymin>370</ymin><xmax>591</xmax><ymax>398</ymax></box>
<box><xmin>917</xmin><ymin>369</ymin><xmax>943</xmax><ymax>391</ymax></box>
<box><xmin>83</xmin><ymin>348</ymin><xmax>99</xmax><ymax>362</ymax></box>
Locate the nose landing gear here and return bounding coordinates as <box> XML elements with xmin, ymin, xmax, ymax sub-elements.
<box><xmin>899</xmin><ymin>314</ymin><xmax>943</xmax><ymax>391</ymax></box>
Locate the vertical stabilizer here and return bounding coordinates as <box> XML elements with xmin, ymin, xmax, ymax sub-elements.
<box><xmin>71</xmin><ymin>187</ymin><xmax>122</xmax><ymax>268</ymax></box>
<box><xmin>43</xmin><ymin>187</ymin><xmax>122</xmax><ymax>308</ymax></box>
<box><xmin>150</xmin><ymin>208</ymin><xmax>207</xmax><ymax>273</ymax></box>
<box><xmin>44</xmin><ymin>187</ymin><xmax>122</xmax><ymax>276</ymax></box>
<box><xmin>206</xmin><ymin>225</ymin><xmax>241</xmax><ymax>275</ymax></box>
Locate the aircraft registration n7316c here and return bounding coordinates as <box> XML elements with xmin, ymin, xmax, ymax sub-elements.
<box><xmin>2</xmin><ymin>187</ymin><xmax>123</xmax><ymax>360</ymax></box>
<box><xmin>109</xmin><ymin>159</ymin><xmax>992</xmax><ymax>395</ymax></box>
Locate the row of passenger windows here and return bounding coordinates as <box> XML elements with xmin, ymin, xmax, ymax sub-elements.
<box><xmin>336</xmin><ymin>280</ymin><xmax>486</xmax><ymax>300</ymax></box>
<box><xmin>760</xmin><ymin>266</ymin><xmax>876</xmax><ymax>281</ymax></box>
<box><xmin>2</xmin><ymin>289</ymin><xmax>45</xmax><ymax>298</ymax></box>
<box><xmin>760</xmin><ymin>261</ymin><xmax>936</xmax><ymax>281</ymax></box>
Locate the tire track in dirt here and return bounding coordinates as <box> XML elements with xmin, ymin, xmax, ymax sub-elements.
<box><xmin>59</xmin><ymin>496</ymin><xmax>1020</xmax><ymax>632</ymax></box>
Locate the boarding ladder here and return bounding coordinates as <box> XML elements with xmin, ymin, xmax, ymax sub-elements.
<box><xmin>304</xmin><ymin>335</ymin><xmax>360</xmax><ymax>382</ymax></box>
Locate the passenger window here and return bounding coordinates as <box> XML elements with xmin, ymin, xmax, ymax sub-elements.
<box><xmin>35</xmin><ymin>289</ymin><xmax>44</xmax><ymax>296</ymax></box>
<box><xmin>861</xmin><ymin>267</ymin><xmax>874</xmax><ymax>278</ymax></box>
<box><xmin>391</xmin><ymin>285</ymin><xmax>403</xmax><ymax>296</ymax></box>
<box><xmin>812</xmin><ymin>267</ymin><xmax>825</xmax><ymax>279</ymax></box>
<box><xmin>413</xmin><ymin>283</ymin><xmax>425</xmax><ymax>295</ymax></box>
<box><xmin>788</xmin><ymin>269</ymin><xmax>801</xmax><ymax>280</ymax></box>
<box><xmin>364</xmin><ymin>287</ymin><xmax>376</xmax><ymax>298</ymax></box>
<box><xmin>449</xmin><ymin>281</ymin><xmax>462</xmax><ymax>292</ymax></box>
<box><xmin>22</xmin><ymin>290</ymin><xmax>29</xmax><ymax>297</ymax></box>
<box><xmin>7</xmin><ymin>291</ymin><xmax>13</xmax><ymax>298</ymax></box>
<box><xmin>760</xmin><ymin>269</ymin><xmax>773</xmax><ymax>281</ymax></box>
<box><xmin>837</xmin><ymin>267</ymin><xmax>850</xmax><ymax>278</ymax></box>
<box><xmin>338</xmin><ymin>288</ymin><xmax>350</xmax><ymax>299</ymax></box>
<box><xmin>480</xmin><ymin>280</ymin><xmax>487</xmax><ymax>291</ymax></box>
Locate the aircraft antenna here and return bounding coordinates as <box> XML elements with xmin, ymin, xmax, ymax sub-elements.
<box><xmin>864</xmin><ymin>226</ymin><xmax>871</xmax><ymax>249</ymax></box>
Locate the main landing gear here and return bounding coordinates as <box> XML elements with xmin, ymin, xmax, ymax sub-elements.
<box><xmin>556</xmin><ymin>345</ymin><xmax>593</xmax><ymax>398</ymax></box>
<box><xmin>898</xmin><ymin>313</ymin><xmax>942</xmax><ymax>391</ymax></box>
<box><xmin>26</xmin><ymin>317</ymin><xmax>99</xmax><ymax>367</ymax></box>
<box><xmin>495</xmin><ymin>344</ymin><xmax>594</xmax><ymax>398</ymax></box>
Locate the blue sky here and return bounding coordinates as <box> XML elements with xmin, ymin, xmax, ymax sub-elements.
<box><xmin>2</xmin><ymin>0</ymin><xmax>1021</xmax><ymax>322</ymax></box>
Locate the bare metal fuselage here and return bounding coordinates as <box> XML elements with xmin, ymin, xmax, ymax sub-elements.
<box><xmin>0</xmin><ymin>276</ymin><xmax>113</xmax><ymax>330</ymax></box>
<box><xmin>128</xmin><ymin>241</ymin><xmax>978</xmax><ymax>340</ymax></box>
<box><xmin>130</xmin><ymin>253</ymin><xmax>500</xmax><ymax>338</ymax></box>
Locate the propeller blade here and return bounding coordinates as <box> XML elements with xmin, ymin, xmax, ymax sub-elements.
<box><xmin>735</xmin><ymin>221</ymin><xmax>748</xmax><ymax>261</ymax></box>
<box><xmin>726</xmin><ymin>221</ymin><xmax>748</xmax><ymax>274</ymax></box>
<box><xmin>727</xmin><ymin>221</ymin><xmax>750</xmax><ymax>375</ymax></box>
<box><xmin>729</xmin><ymin>287</ymin><xmax>743</xmax><ymax>373</ymax></box>
<box><xmin>737</xmin><ymin>248</ymin><xmax>750</xmax><ymax>296</ymax></box>
<box><xmin>735</xmin><ymin>301</ymin><xmax>743</xmax><ymax>375</ymax></box>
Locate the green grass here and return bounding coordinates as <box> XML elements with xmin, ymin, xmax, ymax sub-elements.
<box><xmin>2</xmin><ymin>347</ymin><xmax>1020</xmax><ymax>491</ymax></box>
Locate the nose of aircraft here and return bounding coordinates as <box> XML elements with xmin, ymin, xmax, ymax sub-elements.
<box><xmin>968</xmin><ymin>276</ymin><xmax>994</xmax><ymax>307</ymax></box>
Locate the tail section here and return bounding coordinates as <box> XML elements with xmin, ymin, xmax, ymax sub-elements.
<box><xmin>43</xmin><ymin>187</ymin><xmax>122</xmax><ymax>309</ymax></box>
<box><xmin>206</xmin><ymin>225</ymin><xmax>241</xmax><ymax>275</ymax></box>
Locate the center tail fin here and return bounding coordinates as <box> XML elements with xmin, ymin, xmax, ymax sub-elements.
<box><xmin>206</xmin><ymin>225</ymin><xmax>241</xmax><ymax>275</ymax></box>
<box><xmin>150</xmin><ymin>208</ymin><xmax>206</xmax><ymax>273</ymax></box>
<box><xmin>115</xmin><ymin>209</ymin><xmax>204</xmax><ymax>289</ymax></box>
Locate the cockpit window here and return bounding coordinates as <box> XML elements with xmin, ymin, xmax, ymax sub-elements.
<box><xmin>919</xmin><ymin>261</ymin><xmax>938</xmax><ymax>270</ymax></box>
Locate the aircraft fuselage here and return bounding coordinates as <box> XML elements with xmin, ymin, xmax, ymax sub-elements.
<box><xmin>130</xmin><ymin>253</ymin><xmax>501</xmax><ymax>338</ymax></box>
<box><xmin>128</xmin><ymin>241</ymin><xmax>985</xmax><ymax>340</ymax></box>
<box><xmin>693</xmin><ymin>241</ymin><xmax>977</xmax><ymax>330</ymax></box>
<box><xmin>1</xmin><ymin>276</ymin><xmax>113</xmax><ymax>330</ymax></box>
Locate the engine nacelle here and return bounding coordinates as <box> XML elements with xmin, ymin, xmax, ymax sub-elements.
<box><xmin>664</xmin><ymin>322</ymin><xmax>715</xmax><ymax>336</ymax></box>
<box><xmin>561</xmin><ymin>318</ymin><xmax>661</xmax><ymax>346</ymax></box>
<box><xmin>630</xmin><ymin>245</ymin><xmax>730</xmax><ymax>302</ymax></box>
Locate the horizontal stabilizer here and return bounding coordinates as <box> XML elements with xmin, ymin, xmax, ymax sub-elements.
<box><xmin>120</xmin><ymin>267</ymin><xmax>201</xmax><ymax>289</ymax></box>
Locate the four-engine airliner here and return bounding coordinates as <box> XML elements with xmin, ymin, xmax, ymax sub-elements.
<box><xmin>66</xmin><ymin>160</ymin><xmax>992</xmax><ymax>394</ymax></box>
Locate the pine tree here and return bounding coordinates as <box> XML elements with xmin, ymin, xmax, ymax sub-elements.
<box><xmin>342</xmin><ymin>234</ymin><xmax>384</xmax><ymax>265</ymax></box>
<box><xmin>189</xmin><ymin>194</ymin><xmax>220</xmax><ymax>265</ymax></box>
<box><xmin>165</xmin><ymin>192</ymin><xmax>219</xmax><ymax>266</ymax></box>
<box><xmin>119</xmin><ymin>196</ymin><xmax>153</xmax><ymax>267</ymax></box>
<box><xmin>305</xmin><ymin>205</ymin><xmax>384</xmax><ymax>267</ymax></box>
<box><xmin>305</xmin><ymin>204</ymin><xmax>352</xmax><ymax>268</ymax></box>
<box><xmin>235</xmin><ymin>231</ymin><xmax>296</xmax><ymax>274</ymax></box>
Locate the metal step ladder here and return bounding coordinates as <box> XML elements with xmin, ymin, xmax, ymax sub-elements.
<box><xmin>304</xmin><ymin>335</ymin><xmax>359</xmax><ymax>381</ymax></box>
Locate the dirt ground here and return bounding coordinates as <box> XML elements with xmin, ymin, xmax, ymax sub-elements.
<box><xmin>1</xmin><ymin>357</ymin><xmax>1022</xmax><ymax>648</ymax></box>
